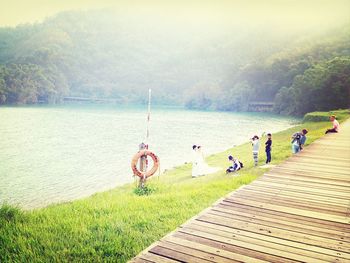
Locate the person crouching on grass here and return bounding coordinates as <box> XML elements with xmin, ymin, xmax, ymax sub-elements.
<box><xmin>226</xmin><ymin>156</ymin><xmax>242</xmax><ymax>174</ymax></box>
<box><xmin>291</xmin><ymin>129</ymin><xmax>308</xmax><ymax>154</ymax></box>
<box><xmin>251</xmin><ymin>135</ymin><xmax>260</xmax><ymax>166</ymax></box>
<box><xmin>325</xmin><ymin>115</ymin><xmax>340</xmax><ymax>134</ymax></box>
<box><xmin>265</xmin><ymin>133</ymin><xmax>272</xmax><ymax>164</ymax></box>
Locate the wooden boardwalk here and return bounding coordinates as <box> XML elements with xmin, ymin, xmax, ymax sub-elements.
<box><xmin>131</xmin><ymin>120</ymin><xmax>350</xmax><ymax>263</ymax></box>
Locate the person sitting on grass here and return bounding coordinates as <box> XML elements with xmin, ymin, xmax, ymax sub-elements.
<box><xmin>291</xmin><ymin>129</ymin><xmax>308</xmax><ymax>154</ymax></box>
<box><xmin>226</xmin><ymin>155</ymin><xmax>243</xmax><ymax>174</ymax></box>
<box><xmin>325</xmin><ymin>115</ymin><xmax>340</xmax><ymax>134</ymax></box>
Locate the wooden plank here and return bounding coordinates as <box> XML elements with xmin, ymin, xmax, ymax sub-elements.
<box><xmin>233</xmin><ymin>187</ymin><xmax>349</xmax><ymax>206</ymax></box>
<box><xmin>229</xmin><ymin>192</ymin><xmax>348</xmax><ymax>215</ymax></box>
<box><xmin>176</xmin><ymin>228</ymin><xmax>330</xmax><ymax>263</ymax></box>
<box><xmin>314</xmin><ymin>141</ymin><xmax>350</xmax><ymax>146</ymax></box>
<box><xmin>237</xmin><ymin>186</ymin><xmax>350</xmax><ymax>207</ymax></box>
<box><xmin>181</xmin><ymin>224</ymin><xmax>341</xmax><ymax>262</ymax></box>
<box><xmin>138</xmin><ymin>252</ymin><xmax>179</xmax><ymax>263</ymax></box>
<box><xmin>269</xmin><ymin>162</ymin><xmax>350</xmax><ymax>173</ymax></box>
<box><xmin>158</xmin><ymin>241</ymin><xmax>239</xmax><ymax>263</ymax></box>
<box><xmin>150</xmin><ymin>246</ymin><xmax>213</xmax><ymax>263</ymax></box>
<box><xmin>164</xmin><ymin>237</ymin><xmax>266</xmax><ymax>263</ymax></box>
<box><xmin>249</xmin><ymin>180</ymin><xmax>350</xmax><ymax>199</ymax></box>
<box><xmin>186</xmin><ymin>220</ymin><xmax>350</xmax><ymax>261</ymax></box>
<box><xmin>172</xmin><ymin>232</ymin><xmax>293</xmax><ymax>263</ymax></box>
<box><xmin>197</xmin><ymin>213</ymin><xmax>350</xmax><ymax>252</ymax></box>
<box><xmin>219</xmin><ymin>200</ymin><xmax>349</xmax><ymax>231</ymax></box>
<box><xmin>250</xmin><ymin>186</ymin><xmax>350</xmax><ymax>204</ymax></box>
<box><xmin>211</xmin><ymin>206</ymin><xmax>349</xmax><ymax>242</ymax></box>
<box><xmin>207</xmin><ymin>208</ymin><xmax>350</xmax><ymax>242</ymax></box>
<box><xmin>298</xmin><ymin>152</ymin><xmax>350</xmax><ymax>160</ymax></box>
<box><xmin>285</xmin><ymin>157</ymin><xmax>350</xmax><ymax>168</ymax></box>
<box><xmin>282</xmin><ymin>161</ymin><xmax>350</xmax><ymax>173</ymax></box>
<box><xmin>224</xmin><ymin>197</ymin><xmax>350</xmax><ymax>224</ymax></box>
<box><xmin>304</xmin><ymin>144</ymin><xmax>350</xmax><ymax>150</ymax></box>
<box><xmin>287</xmin><ymin>153</ymin><xmax>350</xmax><ymax>163</ymax></box>
<box><xmin>130</xmin><ymin>257</ymin><xmax>152</xmax><ymax>263</ymax></box>
<box><xmin>276</xmin><ymin>164</ymin><xmax>350</xmax><ymax>176</ymax></box>
<box><xmin>262</xmin><ymin>171</ymin><xmax>350</xmax><ymax>188</ymax></box>
<box><xmin>295</xmin><ymin>153</ymin><xmax>350</xmax><ymax>162</ymax></box>
<box><xmin>211</xmin><ymin>205</ymin><xmax>349</xmax><ymax>240</ymax></box>
<box><xmin>269</xmin><ymin>167</ymin><xmax>350</xmax><ymax>182</ymax></box>
<box><xmin>264</xmin><ymin>172</ymin><xmax>350</xmax><ymax>188</ymax></box>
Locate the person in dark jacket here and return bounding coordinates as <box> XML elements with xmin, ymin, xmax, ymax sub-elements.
<box><xmin>265</xmin><ymin>133</ymin><xmax>272</xmax><ymax>164</ymax></box>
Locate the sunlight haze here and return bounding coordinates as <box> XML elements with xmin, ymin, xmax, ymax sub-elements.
<box><xmin>0</xmin><ymin>0</ymin><xmax>349</xmax><ymax>28</ymax></box>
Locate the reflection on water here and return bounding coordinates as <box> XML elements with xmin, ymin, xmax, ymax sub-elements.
<box><xmin>0</xmin><ymin>105</ymin><xmax>298</xmax><ymax>208</ymax></box>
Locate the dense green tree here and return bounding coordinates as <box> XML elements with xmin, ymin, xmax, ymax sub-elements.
<box><xmin>0</xmin><ymin>10</ymin><xmax>349</xmax><ymax>114</ymax></box>
<box><xmin>274</xmin><ymin>57</ymin><xmax>350</xmax><ymax>115</ymax></box>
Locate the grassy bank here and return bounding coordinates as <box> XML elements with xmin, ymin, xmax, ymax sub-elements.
<box><xmin>1</xmin><ymin>111</ymin><xmax>348</xmax><ymax>262</ymax></box>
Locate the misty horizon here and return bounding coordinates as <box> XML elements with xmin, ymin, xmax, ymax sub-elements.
<box><xmin>0</xmin><ymin>1</ymin><xmax>349</xmax><ymax>115</ymax></box>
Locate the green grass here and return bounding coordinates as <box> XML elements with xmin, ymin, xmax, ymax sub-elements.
<box><xmin>303</xmin><ymin>109</ymin><xmax>349</xmax><ymax>122</ymax></box>
<box><xmin>1</xmin><ymin>112</ymin><xmax>348</xmax><ymax>262</ymax></box>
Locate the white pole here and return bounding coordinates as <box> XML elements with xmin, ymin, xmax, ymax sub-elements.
<box><xmin>146</xmin><ymin>89</ymin><xmax>152</xmax><ymax>143</ymax></box>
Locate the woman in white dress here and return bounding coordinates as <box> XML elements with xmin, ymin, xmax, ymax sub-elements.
<box><xmin>194</xmin><ymin>146</ymin><xmax>220</xmax><ymax>176</ymax></box>
<box><xmin>192</xmin><ymin>145</ymin><xmax>200</xmax><ymax>177</ymax></box>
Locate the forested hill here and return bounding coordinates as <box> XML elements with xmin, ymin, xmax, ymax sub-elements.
<box><xmin>0</xmin><ymin>10</ymin><xmax>349</xmax><ymax>115</ymax></box>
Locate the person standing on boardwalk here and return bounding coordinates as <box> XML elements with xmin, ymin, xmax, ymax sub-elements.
<box><xmin>325</xmin><ymin>115</ymin><xmax>340</xmax><ymax>134</ymax></box>
<box><xmin>251</xmin><ymin>135</ymin><xmax>260</xmax><ymax>166</ymax></box>
<box><xmin>291</xmin><ymin>129</ymin><xmax>308</xmax><ymax>154</ymax></box>
<box><xmin>265</xmin><ymin>133</ymin><xmax>272</xmax><ymax>164</ymax></box>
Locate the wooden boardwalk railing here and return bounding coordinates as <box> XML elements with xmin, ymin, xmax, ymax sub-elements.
<box><xmin>131</xmin><ymin>120</ymin><xmax>350</xmax><ymax>263</ymax></box>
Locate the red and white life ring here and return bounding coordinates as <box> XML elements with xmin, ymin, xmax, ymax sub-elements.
<box><xmin>131</xmin><ymin>150</ymin><xmax>159</xmax><ymax>178</ymax></box>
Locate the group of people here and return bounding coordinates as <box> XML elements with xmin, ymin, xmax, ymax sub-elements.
<box><xmin>250</xmin><ymin>133</ymin><xmax>273</xmax><ymax>166</ymax></box>
<box><xmin>290</xmin><ymin>115</ymin><xmax>339</xmax><ymax>154</ymax></box>
<box><xmin>247</xmin><ymin>133</ymin><xmax>273</xmax><ymax>167</ymax></box>
<box><xmin>192</xmin><ymin>115</ymin><xmax>340</xmax><ymax>177</ymax></box>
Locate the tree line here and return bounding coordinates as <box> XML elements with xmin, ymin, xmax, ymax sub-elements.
<box><xmin>0</xmin><ymin>10</ymin><xmax>349</xmax><ymax>116</ymax></box>
<box><xmin>184</xmin><ymin>27</ymin><xmax>350</xmax><ymax>115</ymax></box>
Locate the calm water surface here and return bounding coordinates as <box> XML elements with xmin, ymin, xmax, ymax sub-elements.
<box><xmin>0</xmin><ymin>105</ymin><xmax>298</xmax><ymax>208</ymax></box>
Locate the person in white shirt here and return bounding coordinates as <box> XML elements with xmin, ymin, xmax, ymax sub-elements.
<box><xmin>251</xmin><ymin>135</ymin><xmax>260</xmax><ymax>166</ymax></box>
<box><xmin>325</xmin><ymin>115</ymin><xmax>340</xmax><ymax>134</ymax></box>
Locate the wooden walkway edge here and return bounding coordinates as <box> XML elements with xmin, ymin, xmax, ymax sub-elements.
<box><xmin>131</xmin><ymin>120</ymin><xmax>350</xmax><ymax>263</ymax></box>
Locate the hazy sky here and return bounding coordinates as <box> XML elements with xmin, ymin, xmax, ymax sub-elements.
<box><xmin>0</xmin><ymin>0</ymin><xmax>349</xmax><ymax>28</ymax></box>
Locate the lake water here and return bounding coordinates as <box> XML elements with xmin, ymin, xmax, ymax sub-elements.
<box><xmin>0</xmin><ymin>105</ymin><xmax>298</xmax><ymax>208</ymax></box>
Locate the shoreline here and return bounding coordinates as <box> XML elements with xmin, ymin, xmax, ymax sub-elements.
<box><xmin>0</xmin><ymin>106</ymin><xmax>299</xmax><ymax>210</ymax></box>
<box><xmin>1</xmin><ymin>109</ymin><xmax>348</xmax><ymax>262</ymax></box>
<box><xmin>35</xmin><ymin>122</ymin><xmax>300</xmax><ymax>210</ymax></box>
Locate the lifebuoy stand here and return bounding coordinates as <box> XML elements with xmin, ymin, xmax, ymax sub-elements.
<box><xmin>132</xmin><ymin>89</ymin><xmax>159</xmax><ymax>189</ymax></box>
<box><xmin>131</xmin><ymin>144</ymin><xmax>159</xmax><ymax>188</ymax></box>
<box><xmin>139</xmin><ymin>143</ymin><xmax>147</xmax><ymax>188</ymax></box>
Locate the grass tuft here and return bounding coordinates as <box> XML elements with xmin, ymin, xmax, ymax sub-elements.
<box><xmin>303</xmin><ymin>109</ymin><xmax>349</xmax><ymax>122</ymax></box>
<box><xmin>133</xmin><ymin>185</ymin><xmax>156</xmax><ymax>196</ymax></box>
<box><xmin>0</xmin><ymin>204</ymin><xmax>25</xmax><ymax>223</ymax></box>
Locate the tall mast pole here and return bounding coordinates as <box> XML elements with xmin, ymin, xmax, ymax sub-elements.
<box><xmin>146</xmin><ymin>89</ymin><xmax>152</xmax><ymax>144</ymax></box>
